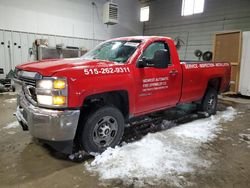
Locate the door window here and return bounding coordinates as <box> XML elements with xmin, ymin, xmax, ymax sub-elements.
<box><xmin>142</xmin><ymin>41</ymin><xmax>171</xmax><ymax>64</ymax></box>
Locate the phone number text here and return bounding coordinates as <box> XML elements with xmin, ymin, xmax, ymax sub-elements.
<box><xmin>84</xmin><ymin>67</ymin><xmax>130</xmax><ymax>75</ymax></box>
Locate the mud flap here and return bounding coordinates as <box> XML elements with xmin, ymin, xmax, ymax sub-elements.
<box><xmin>41</xmin><ymin>140</ymin><xmax>75</xmax><ymax>154</ymax></box>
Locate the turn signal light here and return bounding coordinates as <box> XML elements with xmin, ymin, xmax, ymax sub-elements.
<box><xmin>53</xmin><ymin>96</ymin><xmax>66</xmax><ymax>105</ymax></box>
<box><xmin>54</xmin><ymin>80</ymin><xmax>66</xmax><ymax>89</ymax></box>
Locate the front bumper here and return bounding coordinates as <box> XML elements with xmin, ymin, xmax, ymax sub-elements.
<box><xmin>15</xmin><ymin>91</ymin><xmax>80</xmax><ymax>153</ymax></box>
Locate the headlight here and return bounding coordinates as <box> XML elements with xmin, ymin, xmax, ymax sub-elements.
<box><xmin>36</xmin><ymin>77</ymin><xmax>67</xmax><ymax>108</ymax></box>
<box><xmin>37</xmin><ymin>80</ymin><xmax>53</xmax><ymax>90</ymax></box>
<box><xmin>37</xmin><ymin>95</ymin><xmax>53</xmax><ymax>106</ymax></box>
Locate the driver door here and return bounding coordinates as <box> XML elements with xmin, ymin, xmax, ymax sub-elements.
<box><xmin>133</xmin><ymin>40</ymin><xmax>182</xmax><ymax>115</ymax></box>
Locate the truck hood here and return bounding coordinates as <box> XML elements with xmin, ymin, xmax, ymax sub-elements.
<box><xmin>16</xmin><ymin>58</ymin><xmax>119</xmax><ymax>76</ymax></box>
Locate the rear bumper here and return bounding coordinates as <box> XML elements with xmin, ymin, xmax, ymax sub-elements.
<box><xmin>15</xmin><ymin>91</ymin><xmax>80</xmax><ymax>153</ymax></box>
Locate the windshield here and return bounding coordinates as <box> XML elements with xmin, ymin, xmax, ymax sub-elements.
<box><xmin>81</xmin><ymin>40</ymin><xmax>141</xmax><ymax>63</ymax></box>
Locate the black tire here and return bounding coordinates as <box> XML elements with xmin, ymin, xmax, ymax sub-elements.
<box><xmin>200</xmin><ymin>87</ymin><xmax>218</xmax><ymax>115</ymax></box>
<box><xmin>80</xmin><ymin>106</ymin><xmax>124</xmax><ymax>153</ymax></box>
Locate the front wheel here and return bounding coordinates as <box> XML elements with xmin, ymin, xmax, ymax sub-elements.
<box><xmin>80</xmin><ymin>106</ymin><xmax>124</xmax><ymax>153</ymax></box>
<box><xmin>200</xmin><ymin>87</ymin><xmax>218</xmax><ymax>116</ymax></box>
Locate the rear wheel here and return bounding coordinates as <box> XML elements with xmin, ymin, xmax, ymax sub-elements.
<box><xmin>80</xmin><ymin>106</ymin><xmax>124</xmax><ymax>153</ymax></box>
<box><xmin>200</xmin><ymin>87</ymin><xmax>218</xmax><ymax>115</ymax></box>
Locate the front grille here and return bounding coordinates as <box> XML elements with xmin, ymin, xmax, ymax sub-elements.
<box><xmin>19</xmin><ymin>77</ymin><xmax>36</xmax><ymax>87</ymax></box>
<box><xmin>14</xmin><ymin>70</ymin><xmax>43</xmax><ymax>104</ymax></box>
<box><xmin>27</xmin><ymin>85</ymin><xmax>37</xmax><ymax>102</ymax></box>
<box><xmin>19</xmin><ymin>77</ymin><xmax>38</xmax><ymax>104</ymax></box>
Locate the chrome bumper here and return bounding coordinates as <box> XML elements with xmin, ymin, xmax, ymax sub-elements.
<box><xmin>15</xmin><ymin>91</ymin><xmax>80</xmax><ymax>141</ymax></box>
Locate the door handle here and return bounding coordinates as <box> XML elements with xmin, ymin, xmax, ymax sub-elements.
<box><xmin>169</xmin><ymin>69</ymin><xmax>178</xmax><ymax>76</ymax></box>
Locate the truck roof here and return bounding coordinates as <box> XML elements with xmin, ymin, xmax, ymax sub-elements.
<box><xmin>110</xmin><ymin>36</ymin><xmax>172</xmax><ymax>41</ymax></box>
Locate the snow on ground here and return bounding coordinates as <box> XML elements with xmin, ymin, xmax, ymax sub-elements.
<box><xmin>3</xmin><ymin>98</ymin><xmax>17</xmax><ymax>103</ymax></box>
<box><xmin>239</xmin><ymin>133</ymin><xmax>250</xmax><ymax>148</ymax></box>
<box><xmin>0</xmin><ymin>92</ymin><xmax>16</xmax><ymax>96</ymax></box>
<box><xmin>85</xmin><ymin>107</ymin><xmax>238</xmax><ymax>187</ymax></box>
<box><xmin>7</xmin><ymin>131</ymin><xmax>16</xmax><ymax>135</ymax></box>
<box><xmin>3</xmin><ymin>121</ymin><xmax>19</xmax><ymax>129</ymax></box>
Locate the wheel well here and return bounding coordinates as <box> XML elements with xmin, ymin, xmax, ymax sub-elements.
<box><xmin>196</xmin><ymin>78</ymin><xmax>221</xmax><ymax>105</ymax></box>
<box><xmin>207</xmin><ymin>78</ymin><xmax>222</xmax><ymax>93</ymax></box>
<box><xmin>74</xmin><ymin>91</ymin><xmax>129</xmax><ymax>152</ymax></box>
<box><xmin>82</xmin><ymin>90</ymin><xmax>129</xmax><ymax>120</ymax></box>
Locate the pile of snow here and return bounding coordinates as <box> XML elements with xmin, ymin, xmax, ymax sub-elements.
<box><xmin>3</xmin><ymin>121</ymin><xmax>19</xmax><ymax>129</ymax></box>
<box><xmin>85</xmin><ymin>107</ymin><xmax>238</xmax><ymax>187</ymax></box>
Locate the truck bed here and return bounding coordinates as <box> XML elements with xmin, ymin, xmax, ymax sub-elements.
<box><xmin>179</xmin><ymin>61</ymin><xmax>231</xmax><ymax>104</ymax></box>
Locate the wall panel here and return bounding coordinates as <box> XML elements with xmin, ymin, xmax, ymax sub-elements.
<box><xmin>0</xmin><ymin>29</ymin><xmax>106</xmax><ymax>75</ymax></box>
<box><xmin>0</xmin><ymin>0</ymin><xmax>143</xmax><ymax>75</ymax></box>
<box><xmin>144</xmin><ymin>0</ymin><xmax>250</xmax><ymax>60</ymax></box>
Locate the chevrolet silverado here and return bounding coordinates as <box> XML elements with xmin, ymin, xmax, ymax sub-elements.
<box><xmin>14</xmin><ymin>36</ymin><xmax>231</xmax><ymax>154</ymax></box>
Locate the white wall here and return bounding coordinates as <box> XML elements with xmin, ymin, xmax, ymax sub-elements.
<box><xmin>0</xmin><ymin>0</ymin><xmax>142</xmax><ymax>75</ymax></box>
<box><xmin>144</xmin><ymin>0</ymin><xmax>250</xmax><ymax>60</ymax></box>
<box><xmin>0</xmin><ymin>0</ymin><xmax>142</xmax><ymax>41</ymax></box>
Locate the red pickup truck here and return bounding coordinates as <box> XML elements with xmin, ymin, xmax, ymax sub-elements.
<box><xmin>14</xmin><ymin>36</ymin><xmax>231</xmax><ymax>154</ymax></box>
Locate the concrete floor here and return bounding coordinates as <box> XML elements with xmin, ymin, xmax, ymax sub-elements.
<box><xmin>0</xmin><ymin>92</ymin><xmax>250</xmax><ymax>188</ymax></box>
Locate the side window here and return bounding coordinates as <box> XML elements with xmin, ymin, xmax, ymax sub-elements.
<box><xmin>142</xmin><ymin>41</ymin><xmax>171</xmax><ymax>65</ymax></box>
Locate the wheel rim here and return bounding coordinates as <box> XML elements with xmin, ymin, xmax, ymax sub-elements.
<box><xmin>93</xmin><ymin>116</ymin><xmax>118</xmax><ymax>148</ymax></box>
<box><xmin>207</xmin><ymin>95</ymin><xmax>216</xmax><ymax>113</ymax></box>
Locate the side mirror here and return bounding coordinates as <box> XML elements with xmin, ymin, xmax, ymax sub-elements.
<box><xmin>137</xmin><ymin>57</ymin><xmax>147</xmax><ymax>68</ymax></box>
<box><xmin>137</xmin><ymin>49</ymin><xmax>170</xmax><ymax>69</ymax></box>
<box><xmin>152</xmin><ymin>49</ymin><xmax>170</xmax><ymax>69</ymax></box>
